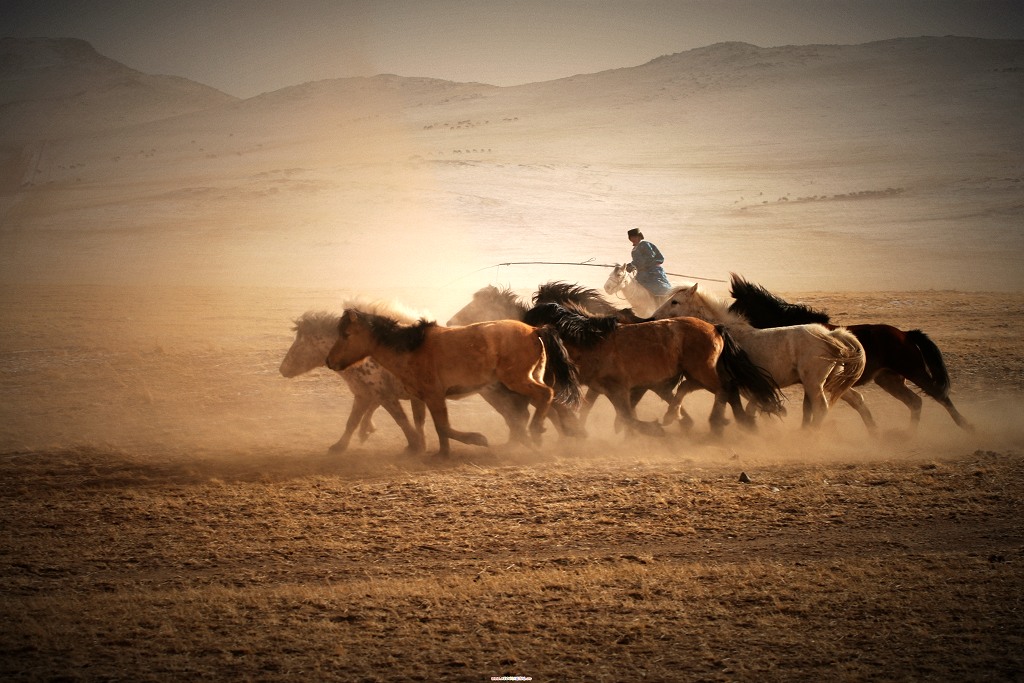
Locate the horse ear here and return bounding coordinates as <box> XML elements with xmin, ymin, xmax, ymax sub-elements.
<box><xmin>687</xmin><ymin>283</ymin><xmax>699</xmax><ymax>294</ymax></box>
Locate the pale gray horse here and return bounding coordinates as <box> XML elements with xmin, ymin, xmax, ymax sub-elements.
<box><xmin>603</xmin><ymin>264</ymin><xmax>672</xmax><ymax>318</ymax></box>
<box><xmin>651</xmin><ymin>284</ymin><xmax>868</xmax><ymax>429</ymax></box>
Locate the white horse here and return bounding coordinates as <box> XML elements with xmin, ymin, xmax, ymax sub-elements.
<box><xmin>650</xmin><ymin>284</ymin><xmax>868</xmax><ymax>428</ymax></box>
<box><xmin>603</xmin><ymin>264</ymin><xmax>677</xmax><ymax>318</ymax></box>
<box><xmin>280</xmin><ymin>304</ymin><xmax>428</xmax><ymax>454</ymax></box>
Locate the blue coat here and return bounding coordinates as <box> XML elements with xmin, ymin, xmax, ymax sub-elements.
<box><xmin>630</xmin><ymin>240</ymin><xmax>672</xmax><ymax>296</ymax></box>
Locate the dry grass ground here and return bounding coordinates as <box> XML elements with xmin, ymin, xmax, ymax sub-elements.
<box><xmin>1</xmin><ymin>286</ymin><xmax>1023</xmax><ymax>681</ymax></box>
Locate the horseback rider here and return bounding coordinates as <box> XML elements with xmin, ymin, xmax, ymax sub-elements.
<box><xmin>626</xmin><ymin>228</ymin><xmax>672</xmax><ymax>297</ymax></box>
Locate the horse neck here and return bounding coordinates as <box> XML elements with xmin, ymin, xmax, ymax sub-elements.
<box><xmin>688</xmin><ymin>290</ymin><xmax>753</xmax><ymax>332</ymax></box>
<box><xmin>622</xmin><ymin>279</ymin><xmax>656</xmax><ymax>316</ymax></box>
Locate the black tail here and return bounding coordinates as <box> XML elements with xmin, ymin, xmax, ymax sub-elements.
<box><xmin>906</xmin><ymin>329</ymin><xmax>951</xmax><ymax>399</ymax></box>
<box><xmin>715</xmin><ymin>325</ymin><xmax>785</xmax><ymax>416</ymax></box>
<box><xmin>536</xmin><ymin>325</ymin><xmax>583</xmax><ymax>409</ymax></box>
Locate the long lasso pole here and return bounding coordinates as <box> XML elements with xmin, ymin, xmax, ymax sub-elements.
<box><xmin>489</xmin><ymin>259</ymin><xmax>728</xmax><ymax>283</ymax></box>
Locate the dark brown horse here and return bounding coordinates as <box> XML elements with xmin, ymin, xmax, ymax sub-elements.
<box><xmin>523</xmin><ymin>302</ymin><xmax>784</xmax><ymax>436</ymax></box>
<box><xmin>728</xmin><ymin>274</ymin><xmax>972</xmax><ymax>432</ymax></box>
<box><xmin>326</xmin><ymin>308</ymin><xmax>581</xmax><ymax>455</ymax></box>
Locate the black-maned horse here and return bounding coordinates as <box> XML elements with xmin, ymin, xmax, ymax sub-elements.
<box><xmin>727</xmin><ymin>274</ymin><xmax>972</xmax><ymax>432</ymax></box>
<box><xmin>523</xmin><ymin>301</ymin><xmax>784</xmax><ymax>437</ymax></box>
<box><xmin>326</xmin><ymin>308</ymin><xmax>582</xmax><ymax>456</ymax></box>
<box><xmin>448</xmin><ymin>283</ymin><xmax>693</xmax><ymax>430</ymax></box>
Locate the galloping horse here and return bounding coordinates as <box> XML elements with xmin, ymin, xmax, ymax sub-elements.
<box><xmin>727</xmin><ymin>274</ymin><xmax>973</xmax><ymax>432</ymax></box>
<box><xmin>651</xmin><ymin>284</ymin><xmax>867</xmax><ymax>429</ymax></box>
<box><xmin>603</xmin><ymin>264</ymin><xmax>674</xmax><ymax>317</ymax></box>
<box><xmin>450</xmin><ymin>284</ymin><xmax>685</xmax><ymax>429</ymax></box>
<box><xmin>325</xmin><ymin>309</ymin><xmax>582</xmax><ymax>455</ymax></box>
<box><xmin>280</xmin><ymin>308</ymin><xmax>427</xmax><ymax>454</ymax></box>
<box><xmin>523</xmin><ymin>302</ymin><xmax>784</xmax><ymax>436</ymax></box>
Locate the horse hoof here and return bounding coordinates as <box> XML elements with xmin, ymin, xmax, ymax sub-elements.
<box><xmin>635</xmin><ymin>421</ymin><xmax>665</xmax><ymax>437</ymax></box>
<box><xmin>465</xmin><ymin>433</ymin><xmax>489</xmax><ymax>447</ymax></box>
<box><xmin>327</xmin><ymin>443</ymin><xmax>349</xmax><ymax>455</ymax></box>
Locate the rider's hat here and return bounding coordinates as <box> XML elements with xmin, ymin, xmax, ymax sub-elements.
<box><xmin>627</xmin><ymin>228</ymin><xmax>642</xmax><ymax>239</ymax></box>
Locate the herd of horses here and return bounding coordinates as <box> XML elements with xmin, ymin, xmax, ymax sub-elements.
<box><xmin>280</xmin><ymin>268</ymin><xmax>973</xmax><ymax>456</ymax></box>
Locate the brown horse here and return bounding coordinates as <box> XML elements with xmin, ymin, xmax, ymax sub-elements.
<box><xmin>325</xmin><ymin>308</ymin><xmax>581</xmax><ymax>455</ymax></box>
<box><xmin>523</xmin><ymin>302</ymin><xmax>784</xmax><ymax>436</ymax></box>
<box><xmin>727</xmin><ymin>274</ymin><xmax>973</xmax><ymax>432</ymax></box>
<box><xmin>449</xmin><ymin>284</ymin><xmax>679</xmax><ymax>430</ymax></box>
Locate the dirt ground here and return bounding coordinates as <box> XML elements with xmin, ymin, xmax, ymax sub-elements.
<box><xmin>1</xmin><ymin>285</ymin><xmax>1022</xmax><ymax>681</ymax></box>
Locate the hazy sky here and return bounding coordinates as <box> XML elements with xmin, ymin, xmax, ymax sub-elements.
<box><xmin>5</xmin><ymin>0</ymin><xmax>1024</xmax><ymax>97</ymax></box>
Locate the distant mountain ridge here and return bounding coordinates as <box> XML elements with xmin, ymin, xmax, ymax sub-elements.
<box><xmin>0</xmin><ymin>37</ymin><xmax>237</xmax><ymax>140</ymax></box>
<box><xmin>3</xmin><ymin>35</ymin><xmax>1023</xmax><ymax>144</ymax></box>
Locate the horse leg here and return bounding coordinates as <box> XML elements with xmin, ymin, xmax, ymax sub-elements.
<box><xmin>709</xmin><ymin>390</ymin><xmax>733</xmax><ymax>436</ymax></box>
<box><xmin>550</xmin><ymin>401</ymin><xmax>583</xmax><ymax>438</ymax></box>
<box><xmin>839</xmin><ymin>387</ymin><xmax>878</xmax><ymax>435</ymax></box>
<box><xmin>412</xmin><ymin>398</ymin><xmax>428</xmax><ymax>447</ymax></box>
<box><xmin>936</xmin><ymin>395</ymin><xmax>974</xmax><ymax>432</ymax></box>
<box><xmin>577</xmin><ymin>387</ymin><xmax>601</xmax><ymax>430</ymax></box>
<box><xmin>378</xmin><ymin>395</ymin><xmax>426</xmax><ymax>453</ymax></box>
<box><xmin>664</xmin><ymin>379</ymin><xmax>698</xmax><ymax>430</ymax></box>
<box><xmin>479</xmin><ymin>384</ymin><xmax>532</xmax><ymax>446</ymax></box>
<box><xmin>499</xmin><ymin>377</ymin><xmax>555</xmax><ymax>446</ymax></box>
<box><xmin>605</xmin><ymin>386</ymin><xmax>664</xmax><ymax>437</ymax></box>
<box><xmin>720</xmin><ymin>383</ymin><xmax>756</xmax><ymax>432</ymax></box>
<box><xmin>329</xmin><ymin>393</ymin><xmax>375</xmax><ymax>454</ymax></box>
<box><xmin>357</xmin><ymin>404</ymin><xmax>378</xmax><ymax>442</ymax></box>
<box><xmin>424</xmin><ymin>396</ymin><xmax>488</xmax><ymax>457</ymax></box>
<box><xmin>873</xmin><ymin>370</ymin><xmax>923</xmax><ymax>429</ymax></box>
<box><xmin>805</xmin><ymin>384</ymin><xmax>831</xmax><ymax>428</ymax></box>
<box><xmin>526</xmin><ymin>385</ymin><xmax>555</xmax><ymax>446</ymax></box>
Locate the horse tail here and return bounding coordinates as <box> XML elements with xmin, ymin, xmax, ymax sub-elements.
<box><xmin>906</xmin><ymin>329</ymin><xmax>951</xmax><ymax>399</ymax></box>
<box><xmin>536</xmin><ymin>325</ymin><xmax>583</xmax><ymax>410</ymax></box>
<box><xmin>820</xmin><ymin>327</ymin><xmax>867</xmax><ymax>404</ymax></box>
<box><xmin>714</xmin><ymin>325</ymin><xmax>785</xmax><ymax>416</ymax></box>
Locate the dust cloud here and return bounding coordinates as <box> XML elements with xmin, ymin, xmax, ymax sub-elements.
<box><xmin>1</xmin><ymin>37</ymin><xmax>1022</xmax><ymax>465</ymax></box>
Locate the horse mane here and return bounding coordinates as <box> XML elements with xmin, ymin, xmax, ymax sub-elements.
<box><xmin>728</xmin><ymin>274</ymin><xmax>832</xmax><ymax>327</ymax></box>
<box><xmin>346</xmin><ymin>309</ymin><xmax>437</xmax><ymax>352</ymax></box>
<box><xmin>343</xmin><ymin>298</ymin><xmax>433</xmax><ymax>324</ymax></box>
<box><xmin>536</xmin><ymin>280</ymin><xmax>647</xmax><ymax>323</ymax></box>
<box><xmin>523</xmin><ymin>302</ymin><xmax>618</xmax><ymax>347</ymax></box>
<box><xmin>534</xmin><ymin>281</ymin><xmax>619</xmax><ymax>314</ymax></box>
<box><xmin>475</xmin><ymin>285</ymin><xmax>530</xmax><ymax>318</ymax></box>
<box><xmin>292</xmin><ymin>310</ymin><xmax>340</xmax><ymax>336</ymax></box>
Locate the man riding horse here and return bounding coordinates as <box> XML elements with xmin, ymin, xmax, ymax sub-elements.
<box><xmin>626</xmin><ymin>228</ymin><xmax>672</xmax><ymax>298</ymax></box>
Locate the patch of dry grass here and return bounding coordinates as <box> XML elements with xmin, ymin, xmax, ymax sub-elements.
<box><xmin>1</xmin><ymin>447</ymin><xmax>1022</xmax><ymax>681</ymax></box>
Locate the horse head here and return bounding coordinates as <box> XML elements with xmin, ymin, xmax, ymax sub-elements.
<box><xmin>280</xmin><ymin>311</ymin><xmax>340</xmax><ymax>377</ymax></box>
<box><xmin>602</xmin><ymin>264</ymin><xmax>632</xmax><ymax>296</ymax></box>
<box><xmin>326</xmin><ymin>309</ymin><xmax>376</xmax><ymax>371</ymax></box>
<box><xmin>650</xmin><ymin>284</ymin><xmax>703</xmax><ymax>320</ymax></box>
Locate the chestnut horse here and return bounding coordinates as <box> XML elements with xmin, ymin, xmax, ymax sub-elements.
<box><xmin>651</xmin><ymin>284</ymin><xmax>867</xmax><ymax>429</ymax></box>
<box><xmin>326</xmin><ymin>308</ymin><xmax>581</xmax><ymax>455</ymax></box>
<box><xmin>523</xmin><ymin>302</ymin><xmax>784</xmax><ymax>436</ymax></box>
<box><xmin>727</xmin><ymin>274</ymin><xmax>973</xmax><ymax>432</ymax></box>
